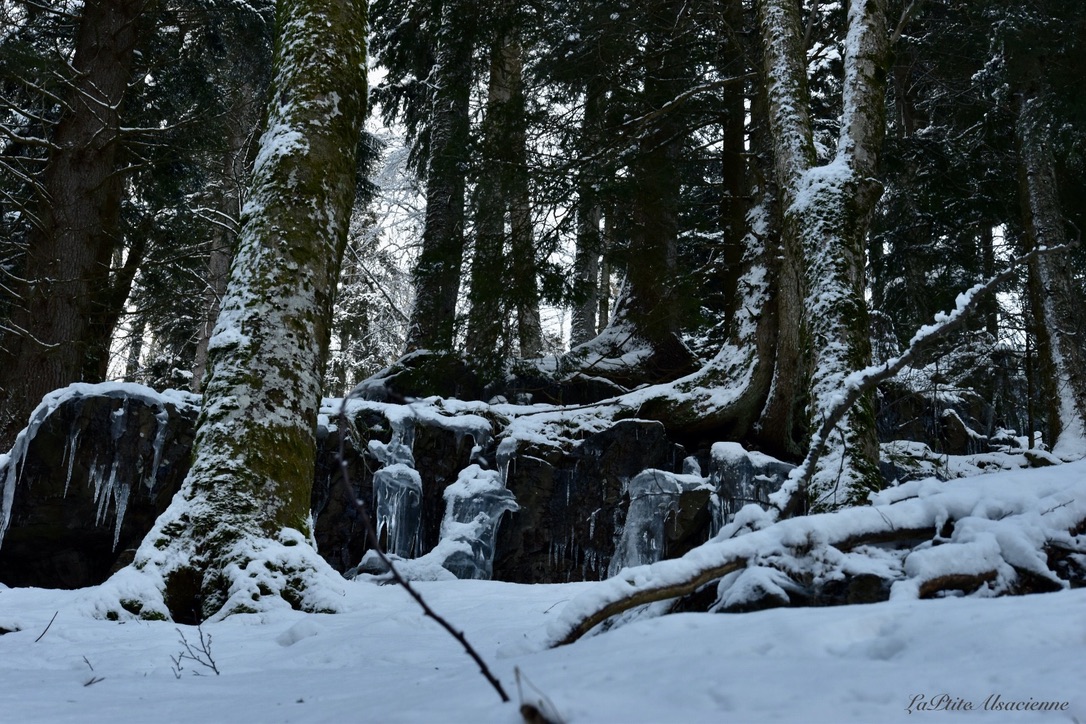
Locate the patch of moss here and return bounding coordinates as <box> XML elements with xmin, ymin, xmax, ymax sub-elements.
<box><xmin>120</xmin><ymin>598</ymin><xmax>144</xmax><ymax>616</ymax></box>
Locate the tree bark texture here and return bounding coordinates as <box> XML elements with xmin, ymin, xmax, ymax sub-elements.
<box><xmin>0</xmin><ymin>0</ymin><xmax>148</xmax><ymax>451</ymax></box>
<box><xmin>405</xmin><ymin>0</ymin><xmax>475</xmax><ymax>353</ymax></box>
<box><xmin>757</xmin><ymin>0</ymin><xmax>888</xmax><ymax>508</ymax></box>
<box><xmin>129</xmin><ymin>0</ymin><xmax>368</xmax><ymax>621</ymax></box>
<box><xmin>1016</xmin><ymin>95</ymin><xmax>1086</xmax><ymax>457</ymax></box>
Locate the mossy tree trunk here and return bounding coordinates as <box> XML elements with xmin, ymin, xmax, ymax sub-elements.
<box><xmin>757</xmin><ymin>0</ymin><xmax>888</xmax><ymax>508</ymax></box>
<box><xmin>125</xmin><ymin>0</ymin><xmax>368</xmax><ymax>622</ymax></box>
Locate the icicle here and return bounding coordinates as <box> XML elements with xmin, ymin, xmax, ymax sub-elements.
<box><xmin>373</xmin><ymin>463</ymin><xmax>423</xmax><ymax>558</ymax></box>
<box><xmin>437</xmin><ymin>464</ymin><xmax>518</xmax><ymax>579</ymax></box>
<box><xmin>62</xmin><ymin>428</ymin><xmax>82</xmax><ymax>497</ymax></box>
<box><xmin>1</xmin><ymin>397</ymin><xmax>58</xmax><ymax>546</ymax></box>
<box><xmin>146</xmin><ymin>405</ymin><xmax>170</xmax><ymax>490</ymax></box>
<box><xmin>496</xmin><ymin>437</ymin><xmax>518</xmax><ymax>485</ymax></box>
<box><xmin>111</xmin><ymin>481</ymin><xmax>131</xmax><ymax>551</ymax></box>
<box><xmin>0</xmin><ymin>454</ymin><xmax>14</xmax><ymax>549</ymax></box>
<box><xmin>92</xmin><ymin>457</ymin><xmax>115</xmax><ymax>527</ymax></box>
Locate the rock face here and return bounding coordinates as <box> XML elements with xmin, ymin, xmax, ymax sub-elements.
<box><xmin>710</xmin><ymin>442</ymin><xmax>794</xmax><ymax>521</ymax></box>
<box><xmin>0</xmin><ymin>388</ymin><xmax>492</xmax><ymax>589</ymax></box>
<box><xmin>1</xmin><ymin>385</ymin><xmax>764</xmax><ymax>590</ymax></box>
<box><xmin>310</xmin><ymin>403</ymin><xmax>488</xmax><ymax>574</ymax></box>
<box><xmin>0</xmin><ymin>385</ymin><xmax>198</xmax><ymax>588</ymax></box>
<box><xmin>495</xmin><ymin>420</ymin><xmax>696</xmax><ymax>583</ymax></box>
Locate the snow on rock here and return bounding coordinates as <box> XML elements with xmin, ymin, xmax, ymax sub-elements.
<box><xmin>0</xmin><ymin>382</ymin><xmax>198</xmax><ymax>552</ymax></box>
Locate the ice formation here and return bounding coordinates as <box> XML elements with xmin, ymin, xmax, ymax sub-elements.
<box><xmin>368</xmin><ymin>417</ymin><xmax>424</xmax><ymax>558</ymax></box>
<box><xmin>0</xmin><ymin>383</ymin><xmax>187</xmax><ymax>551</ymax></box>
<box><xmin>436</xmin><ymin>464</ymin><xmax>518</xmax><ymax>579</ymax></box>
<box><xmin>609</xmin><ymin>469</ymin><xmax>710</xmax><ymax>577</ymax></box>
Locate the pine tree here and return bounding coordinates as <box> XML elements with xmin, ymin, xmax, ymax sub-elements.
<box><xmin>0</xmin><ymin>0</ymin><xmax>150</xmax><ymax>450</ymax></box>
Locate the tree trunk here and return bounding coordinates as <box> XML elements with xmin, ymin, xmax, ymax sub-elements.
<box><xmin>570</xmin><ymin>80</ymin><xmax>606</xmax><ymax>347</ymax></box>
<box><xmin>603</xmin><ymin>0</ymin><xmax>697</xmax><ymax>380</ymax></box>
<box><xmin>405</xmin><ymin>0</ymin><xmax>475</xmax><ymax>353</ymax></box>
<box><xmin>717</xmin><ymin>0</ymin><xmax>749</xmax><ymax>335</ymax></box>
<box><xmin>508</xmin><ymin>84</ymin><xmax>542</xmax><ymax>358</ymax></box>
<box><xmin>192</xmin><ymin>88</ymin><xmax>262</xmax><ymax>393</ymax></box>
<box><xmin>757</xmin><ymin>0</ymin><xmax>888</xmax><ymax>508</ymax></box>
<box><xmin>0</xmin><ymin>0</ymin><xmax>148</xmax><ymax>450</ymax></box>
<box><xmin>1016</xmin><ymin>94</ymin><xmax>1086</xmax><ymax>458</ymax></box>
<box><xmin>123</xmin><ymin>0</ymin><xmax>368</xmax><ymax>621</ymax></box>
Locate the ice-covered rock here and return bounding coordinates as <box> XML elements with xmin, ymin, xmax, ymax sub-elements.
<box><xmin>0</xmin><ymin>383</ymin><xmax>198</xmax><ymax>588</ymax></box>
<box><xmin>608</xmin><ymin>469</ymin><xmax>712</xmax><ymax>576</ymax></box>
<box><xmin>438</xmin><ymin>465</ymin><xmax>518</xmax><ymax>579</ymax></box>
<box><xmin>710</xmin><ymin>442</ymin><xmax>794</xmax><ymax>527</ymax></box>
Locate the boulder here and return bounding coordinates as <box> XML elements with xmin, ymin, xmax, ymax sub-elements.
<box><xmin>0</xmin><ymin>387</ymin><xmax>490</xmax><ymax>589</ymax></box>
<box><xmin>0</xmin><ymin>384</ymin><xmax>197</xmax><ymax>588</ymax></box>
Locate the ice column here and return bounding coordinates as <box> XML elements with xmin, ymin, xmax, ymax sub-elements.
<box><xmin>609</xmin><ymin>470</ymin><xmax>682</xmax><ymax>577</ymax></box>
<box><xmin>368</xmin><ymin>417</ymin><xmax>423</xmax><ymax>557</ymax></box>
<box><xmin>439</xmin><ymin>464</ymin><xmax>518</xmax><ymax>579</ymax></box>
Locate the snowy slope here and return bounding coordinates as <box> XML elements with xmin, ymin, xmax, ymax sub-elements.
<box><xmin>1</xmin><ymin>464</ymin><xmax>1084</xmax><ymax>723</ymax></box>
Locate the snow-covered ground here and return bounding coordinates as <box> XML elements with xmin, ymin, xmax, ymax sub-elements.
<box><xmin>2</xmin><ymin>464</ymin><xmax>1084</xmax><ymax>723</ymax></box>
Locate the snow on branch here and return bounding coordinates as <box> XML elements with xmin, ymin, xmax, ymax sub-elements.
<box><xmin>772</xmin><ymin>242</ymin><xmax>1077</xmax><ymax>518</ymax></box>
<box><xmin>547</xmin><ymin>459</ymin><xmax>1086</xmax><ymax>648</ymax></box>
<box><xmin>545</xmin><ymin>243</ymin><xmax>1079</xmax><ymax>648</ymax></box>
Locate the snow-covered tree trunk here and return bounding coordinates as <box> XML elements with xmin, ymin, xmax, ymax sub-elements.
<box><xmin>1017</xmin><ymin>96</ymin><xmax>1086</xmax><ymax>459</ymax></box>
<box><xmin>120</xmin><ymin>0</ymin><xmax>367</xmax><ymax>621</ymax></box>
<box><xmin>758</xmin><ymin>0</ymin><xmax>888</xmax><ymax>508</ymax></box>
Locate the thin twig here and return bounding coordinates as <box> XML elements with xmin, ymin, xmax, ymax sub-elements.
<box><xmin>335</xmin><ymin>396</ymin><xmax>510</xmax><ymax>703</ymax></box>
<box><xmin>34</xmin><ymin>611</ymin><xmax>58</xmax><ymax>642</ymax></box>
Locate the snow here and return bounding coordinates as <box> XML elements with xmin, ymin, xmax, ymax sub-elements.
<box><xmin>0</xmin><ymin>382</ymin><xmax>198</xmax><ymax>548</ymax></box>
<box><xmin>1</xmin><ymin>461</ymin><xmax>1083</xmax><ymax>721</ymax></box>
<box><xmin>0</xmin><ymin>568</ymin><xmax>1083</xmax><ymax>721</ymax></box>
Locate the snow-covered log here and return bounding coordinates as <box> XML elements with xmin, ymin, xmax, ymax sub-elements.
<box><xmin>548</xmin><ymin>460</ymin><xmax>1086</xmax><ymax>647</ymax></box>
